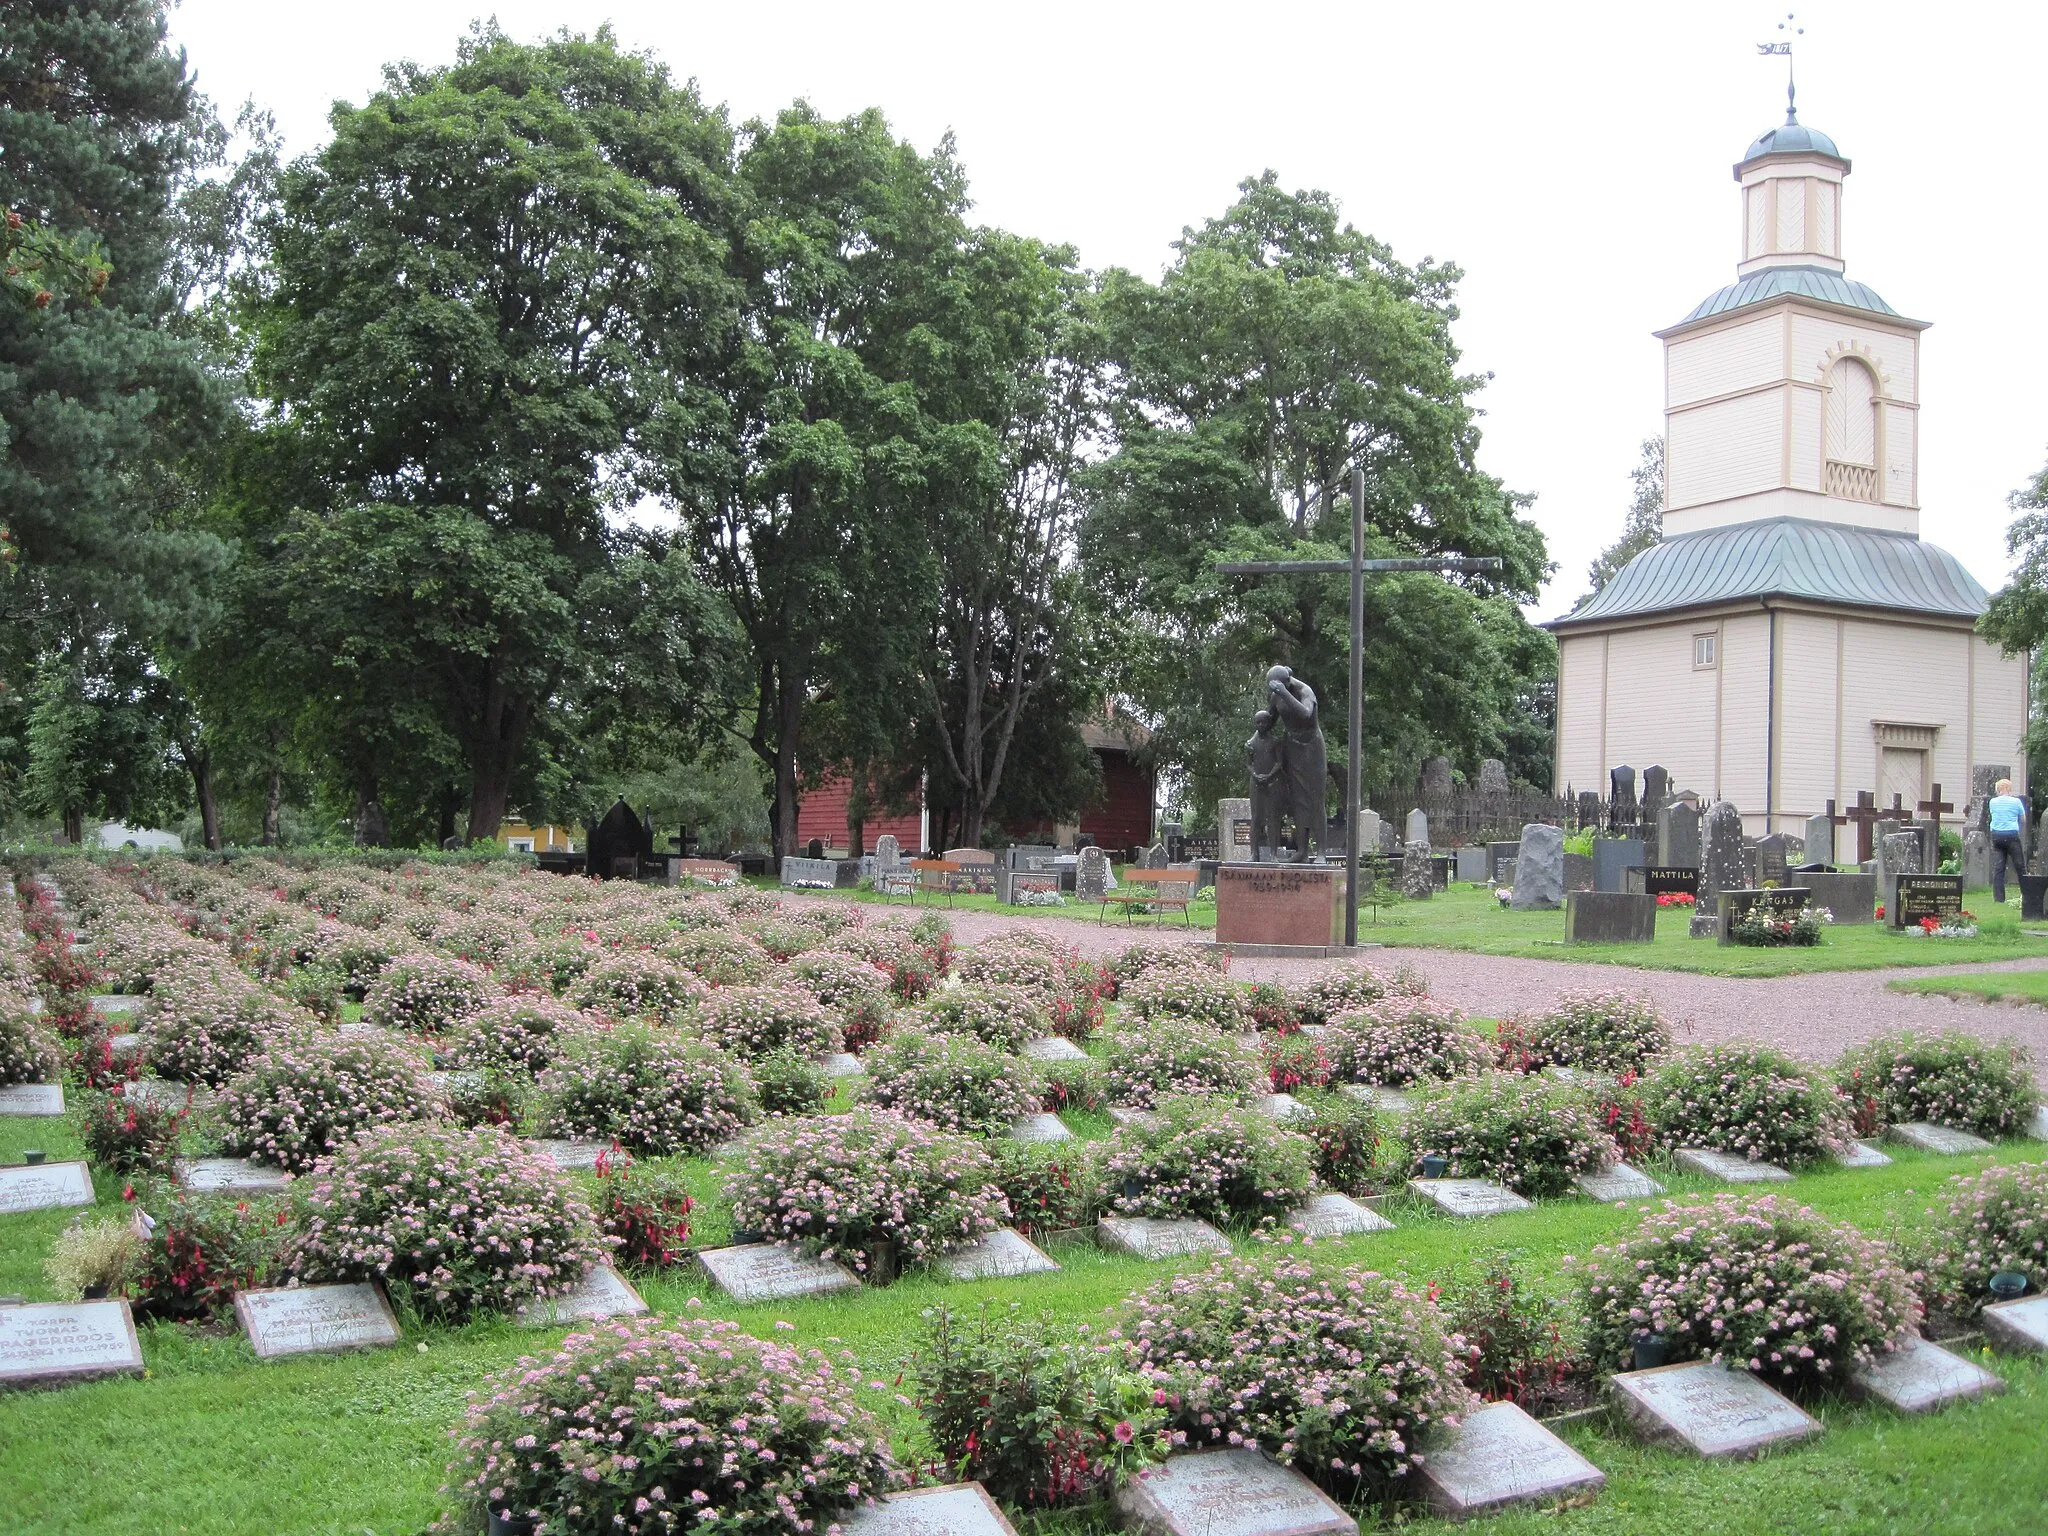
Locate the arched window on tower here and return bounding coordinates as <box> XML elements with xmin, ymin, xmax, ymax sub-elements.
<box><xmin>1825</xmin><ymin>358</ymin><xmax>1879</xmax><ymax>502</ymax></box>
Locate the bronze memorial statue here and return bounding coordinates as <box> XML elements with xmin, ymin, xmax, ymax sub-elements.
<box><xmin>1247</xmin><ymin>665</ymin><xmax>1328</xmax><ymax>862</ymax></box>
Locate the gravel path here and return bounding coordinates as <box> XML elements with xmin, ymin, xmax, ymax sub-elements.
<box><xmin>852</xmin><ymin>902</ymin><xmax>2048</xmax><ymax>1085</ymax></box>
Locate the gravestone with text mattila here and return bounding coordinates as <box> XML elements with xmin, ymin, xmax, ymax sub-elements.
<box><xmin>1116</xmin><ymin>1447</ymin><xmax>1354</xmax><ymax>1536</ymax></box>
<box><xmin>235</xmin><ymin>1282</ymin><xmax>403</xmax><ymax>1359</ymax></box>
<box><xmin>0</xmin><ymin>1160</ymin><xmax>94</xmax><ymax>1214</ymax></box>
<box><xmin>1610</xmin><ymin>1361</ymin><xmax>1821</xmax><ymax>1458</ymax></box>
<box><xmin>517</xmin><ymin>1263</ymin><xmax>649</xmax><ymax>1327</ymax></box>
<box><xmin>1419</xmin><ymin>1400</ymin><xmax>1606</xmax><ymax>1519</ymax></box>
<box><xmin>842</xmin><ymin>1482</ymin><xmax>1020</xmax><ymax>1536</ymax></box>
<box><xmin>699</xmin><ymin>1242</ymin><xmax>859</xmax><ymax>1303</ymax></box>
<box><xmin>0</xmin><ymin>1299</ymin><xmax>145</xmax><ymax>1390</ymax></box>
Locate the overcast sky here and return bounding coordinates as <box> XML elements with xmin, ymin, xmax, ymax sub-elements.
<box><xmin>165</xmin><ymin>0</ymin><xmax>2048</xmax><ymax>616</ymax></box>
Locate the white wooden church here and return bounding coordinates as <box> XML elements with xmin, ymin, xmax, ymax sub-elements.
<box><xmin>1548</xmin><ymin>97</ymin><xmax>2028</xmax><ymax>857</ymax></box>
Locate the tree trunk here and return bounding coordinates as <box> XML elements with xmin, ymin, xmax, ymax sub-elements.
<box><xmin>260</xmin><ymin>765</ymin><xmax>282</xmax><ymax>846</ymax></box>
<box><xmin>436</xmin><ymin>785</ymin><xmax>460</xmax><ymax>848</ymax></box>
<box><xmin>62</xmin><ymin>809</ymin><xmax>82</xmax><ymax>845</ymax></box>
<box><xmin>771</xmin><ymin>668</ymin><xmax>805</xmax><ymax>861</ymax></box>
<box><xmin>959</xmin><ymin>801</ymin><xmax>983</xmax><ymax>850</ymax></box>
<box><xmin>189</xmin><ymin>748</ymin><xmax>222</xmax><ymax>851</ymax></box>
<box><xmin>464</xmin><ymin>669</ymin><xmax>534</xmax><ymax>844</ymax></box>
<box><xmin>354</xmin><ymin>781</ymin><xmax>389</xmax><ymax>847</ymax></box>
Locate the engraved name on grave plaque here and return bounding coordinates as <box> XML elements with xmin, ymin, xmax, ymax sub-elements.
<box><xmin>0</xmin><ymin>1299</ymin><xmax>145</xmax><ymax>1390</ymax></box>
<box><xmin>235</xmin><ymin>1282</ymin><xmax>403</xmax><ymax>1359</ymax></box>
<box><xmin>0</xmin><ymin>1160</ymin><xmax>94</xmax><ymax>1214</ymax></box>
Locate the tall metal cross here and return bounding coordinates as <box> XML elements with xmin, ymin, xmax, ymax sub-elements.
<box><xmin>1216</xmin><ymin>463</ymin><xmax>1503</xmax><ymax>947</ymax></box>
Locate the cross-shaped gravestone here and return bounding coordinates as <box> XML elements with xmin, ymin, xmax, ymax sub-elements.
<box><xmin>1917</xmin><ymin>785</ymin><xmax>1955</xmax><ymax>849</ymax></box>
<box><xmin>1844</xmin><ymin>791</ymin><xmax>1885</xmax><ymax>863</ymax></box>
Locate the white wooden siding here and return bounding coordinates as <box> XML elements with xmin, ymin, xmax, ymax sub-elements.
<box><xmin>1667</xmin><ymin>390</ymin><xmax>1784</xmax><ymax>509</ymax></box>
<box><xmin>1666</xmin><ymin>316</ymin><xmax>1783</xmax><ymax>407</ymax></box>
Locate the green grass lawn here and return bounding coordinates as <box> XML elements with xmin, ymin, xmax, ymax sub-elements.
<box><xmin>5</xmin><ymin>1102</ymin><xmax>2046</xmax><ymax>1535</ymax></box>
<box><xmin>1889</xmin><ymin>969</ymin><xmax>2048</xmax><ymax>1005</ymax></box>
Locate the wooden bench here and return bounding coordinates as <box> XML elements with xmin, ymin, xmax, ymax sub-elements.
<box><xmin>912</xmin><ymin>858</ymin><xmax>962</xmax><ymax>906</ymax></box>
<box><xmin>1099</xmin><ymin>867</ymin><xmax>1200</xmax><ymax>926</ymax></box>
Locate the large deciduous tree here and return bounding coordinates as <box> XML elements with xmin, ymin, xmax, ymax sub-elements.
<box><xmin>1582</xmin><ymin>436</ymin><xmax>1664</xmax><ymax>599</ymax></box>
<box><xmin>247</xmin><ymin>26</ymin><xmax>733</xmax><ymax>840</ymax></box>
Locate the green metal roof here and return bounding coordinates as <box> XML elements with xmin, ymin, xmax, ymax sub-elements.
<box><xmin>1549</xmin><ymin>518</ymin><xmax>1990</xmax><ymax>630</ymax></box>
<box><xmin>1671</xmin><ymin>265</ymin><xmax>1902</xmax><ymax>329</ymax></box>
<box><xmin>1741</xmin><ymin>120</ymin><xmax>1842</xmax><ymax>164</ymax></box>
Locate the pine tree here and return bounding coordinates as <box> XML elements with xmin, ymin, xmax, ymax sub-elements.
<box><xmin>1583</xmin><ymin>436</ymin><xmax>1664</xmax><ymax>599</ymax></box>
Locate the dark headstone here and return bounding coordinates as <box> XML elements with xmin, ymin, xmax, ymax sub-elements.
<box><xmin>586</xmin><ymin>798</ymin><xmax>653</xmax><ymax>881</ymax></box>
<box><xmin>1756</xmin><ymin>834</ymin><xmax>1791</xmax><ymax>886</ymax></box>
<box><xmin>1641</xmin><ymin>866</ymin><xmax>1698</xmax><ymax>896</ymax></box>
<box><xmin>1969</xmin><ymin>764</ymin><xmax>2010</xmax><ymax>833</ymax></box>
<box><xmin>1715</xmin><ymin>886</ymin><xmax>1814</xmax><ymax>945</ymax></box>
<box><xmin>1608</xmin><ymin>765</ymin><xmax>1638</xmax><ymax>833</ymax></box>
<box><xmin>805</xmin><ymin>837</ymin><xmax>826</xmax><ymax>861</ymax></box>
<box><xmin>1592</xmin><ymin>838</ymin><xmax>1645</xmax><ymax>893</ymax></box>
<box><xmin>1564</xmin><ymin>891</ymin><xmax>1657</xmax><ymax>944</ymax></box>
<box><xmin>1797</xmin><ymin>870</ymin><xmax>1877</xmax><ymax>924</ymax></box>
<box><xmin>1889</xmin><ymin>873</ymin><xmax>1963</xmax><ymax>930</ymax></box>
<box><xmin>1488</xmin><ymin>840</ymin><xmax>1521</xmax><ymax>882</ymax></box>
<box><xmin>1641</xmin><ymin>764</ymin><xmax>1671</xmax><ymax>818</ymax></box>
<box><xmin>1657</xmin><ymin>799</ymin><xmax>1701</xmax><ymax>869</ymax></box>
<box><xmin>1577</xmin><ymin>790</ymin><xmax>1601</xmax><ymax>830</ymax></box>
<box><xmin>1562</xmin><ymin>851</ymin><xmax>1595</xmax><ymax>892</ymax></box>
<box><xmin>1698</xmin><ymin>801</ymin><xmax>1746</xmax><ymax>907</ymax></box>
<box><xmin>2021</xmin><ymin>873</ymin><xmax>2048</xmax><ymax>921</ymax></box>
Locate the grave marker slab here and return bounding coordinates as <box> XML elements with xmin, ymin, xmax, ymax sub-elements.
<box><xmin>0</xmin><ymin>1084</ymin><xmax>63</xmax><ymax>1116</ymax></box>
<box><xmin>122</xmin><ymin>1078</ymin><xmax>215</xmax><ymax>1112</ymax></box>
<box><xmin>0</xmin><ymin>1160</ymin><xmax>94</xmax><ymax>1214</ymax></box>
<box><xmin>1834</xmin><ymin>1140</ymin><xmax>1893</xmax><ymax>1169</ymax></box>
<box><xmin>1250</xmin><ymin>1092</ymin><xmax>1312</xmax><ymax>1123</ymax></box>
<box><xmin>1409</xmin><ymin>1177</ymin><xmax>1532</xmax><ymax>1218</ymax></box>
<box><xmin>1673</xmin><ymin>1148</ymin><xmax>1791</xmax><ymax>1183</ymax></box>
<box><xmin>1107</xmin><ymin>1106</ymin><xmax>1163</xmax><ymax>1132</ymax></box>
<box><xmin>88</xmin><ymin>994</ymin><xmax>144</xmax><ymax>1017</ymax></box>
<box><xmin>699</xmin><ymin>1243</ymin><xmax>859</xmax><ymax>1303</ymax></box>
<box><xmin>1020</xmin><ymin>1035</ymin><xmax>1088</xmax><ymax>1063</ymax></box>
<box><xmin>517</xmin><ymin>1263</ymin><xmax>649</xmax><ymax>1327</ymax></box>
<box><xmin>1419</xmin><ymin>1399</ymin><xmax>1606</xmax><ymax>1520</ymax></box>
<box><xmin>1508</xmin><ymin>823</ymin><xmax>1565</xmax><ymax>910</ymax></box>
<box><xmin>1592</xmin><ymin>838</ymin><xmax>1646</xmax><ymax>893</ymax></box>
<box><xmin>779</xmin><ymin>855</ymin><xmax>839</xmax><ymax>888</ymax></box>
<box><xmin>1576</xmin><ymin>1163</ymin><xmax>1664</xmax><ymax>1201</ymax></box>
<box><xmin>107</xmin><ymin>1032</ymin><xmax>144</xmax><ymax>1064</ymax></box>
<box><xmin>1887</xmin><ymin>1122</ymin><xmax>1995</xmax><ymax>1155</ymax></box>
<box><xmin>1339</xmin><ymin>1084</ymin><xmax>1413</xmax><ymax>1116</ymax></box>
<box><xmin>0</xmin><ymin>1300</ymin><xmax>144</xmax><ymax>1390</ymax></box>
<box><xmin>1117</xmin><ymin>1447</ymin><xmax>1354</xmax><ymax>1536</ymax></box>
<box><xmin>842</xmin><ymin>1482</ymin><xmax>1020</xmax><ymax>1536</ymax></box>
<box><xmin>1095</xmin><ymin>1216</ymin><xmax>1232</xmax><ymax>1260</ymax></box>
<box><xmin>938</xmin><ymin>1227</ymin><xmax>1060</xmax><ymax>1281</ymax></box>
<box><xmin>525</xmin><ymin>1139</ymin><xmax>610</xmax><ymax>1171</ymax></box>
<box><xmin>1285</xmin><ymin>1192</ymin><xmax>1393</xmax><ymax>1237</ymax></box>
<box><xmin>1008</xmin><ymin>1112</ymin><xmax>1073</xmax><ymax>1143</ymax></box>
<box><xmin>819</xmin><ymin>1052</ymin><xmax>862</xmax><ymax>1079</ymax></box>
<box><xmin>1564</xmin><ymin>891</ymin><xmax>1657</xmax><ymax>943</ymax></box>
<box><xmin>1610</xmin><ymin>1361</ymin><xmax>1821</xmax><ymax>1458</ymax></box>
<box><xmin>1847</xmin><ymin>1334</ymin><xmax>2005</xmax><ymax>1414</ymax></box>
<box><xmin>174</xmin><ymin>1157</ymin><xmax>292</xmax><ymax>1193</ymax></box>
<box><xmin>235</xmin><ymin>1282</ymin><xmax>402</xmax><ymax>1359</ymax></box>
<box><xmin>2029</xmin><ymin>1104</ymin><xmax>2048</xmax><ymax>1141</ymax></box>
<box><xmin>1889</xmin><ymin>873</ymin><xmax>1964</xmax><ymax>930</ymax></box>
<box><xmin>1981</xmin><ymin>1294</ymin><xmax>2048</xmax><ymax>1355</ymax></box>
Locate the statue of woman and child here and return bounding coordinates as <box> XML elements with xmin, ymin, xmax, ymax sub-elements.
<box><xmin>1246</xmin><ymin>665</ymin><xmax>1329</xmax><ymax>862</ymax></box>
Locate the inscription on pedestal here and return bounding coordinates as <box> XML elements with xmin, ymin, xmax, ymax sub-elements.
<box><xmin>1114</xmin><ymin>1447</ymin><xmax>1355</xmax><ymax>1536</ymax></box>
<box><xmin>1214</xmin><ymin>864</ymin><xmax>1343</xmax><ymax>948</ymax></box>
<box><xmin>937</xmin><ymin>1228</ymin><xmax>1060</xmax><ymax>1281</ymax></box>
<box><xmin>0</xmin><ymin>1160</ymin><xmax>94</xmax><ymax>1214</ymax></box>
<box><xmin>1610</xmin><ymin>1361</ymin><xmax>1821</xmax><ymax>1458</ymax></box>
<box><xmin>1420</xmin><ymin>1400</ymin><xmax>1606</xmax><ymax>1518</ymax></box>
<box><xmin>517</xmin><ymin>1264</ymin><xmax>649</xmax><ymax>1327</ymax></box>
<box><xmin>1095</xmin><ymin>1216</ymin><xmax>1232</xmax><ymax>1260</ymax></box>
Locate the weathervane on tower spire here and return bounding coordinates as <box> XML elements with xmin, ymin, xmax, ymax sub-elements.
<box><xmin>1758</xmin><ymin>13</ymin><xmax>1805</xmax><ymax>123</ymax></box>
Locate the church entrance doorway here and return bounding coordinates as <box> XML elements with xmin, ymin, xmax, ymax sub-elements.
<box><xmin>1880</xmin><ymin>747</ymin><xmax>1926</xmax><ymax>812</ymax></box>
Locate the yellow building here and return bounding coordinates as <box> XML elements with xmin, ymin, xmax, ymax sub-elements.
<box><xmin>497</xmin><ymin>820</ymin><xmax>579</xmax><ymax>854</ymax></box>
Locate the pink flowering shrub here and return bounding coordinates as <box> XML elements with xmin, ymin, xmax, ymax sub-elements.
<box><xmin>1101</xmin><ymin>1096</ymin><xmax>1315</xmax><ymax>1224</ymax></box>
<box><xmin>786</xmin><ymin>951</ymin><xmax>891</xmax><ymax>1008</ymax></box>
<box><xmin>1261</xmin><ymin>1031</ymin><xmax>1333</xmax><ymax>1093</ymax></box>
<box><xmin>1405</xmin><ymin>1073</ymin><xmax>1618</xmax><ymax>1197</ymax></box>
<box><xmin>1502</xmin><ymin>990</ymin><xmax>1671</xmax><ymax>1075</ymax></box>
<box><xmin>444</xmin><ymin>994</ymin><xmax>602</xmax><ymax>1076</ymax></box>
<box><xmin>293</xmin><ymin>1123</ymin><xmax>604</xmax><ymax>1321</ymax></box>
<box><xmin>1110</xmin><ymin>942</ymin><xmax>1224</xmax><ymax>989</ymax></box>
<box><xmin>141</xmin><ymin>971</ymin><xmax>305</xmax><ymax>1086</ymax></box>
<box><xmin>917</xmin><ymin>984</ymin><xmax>1047</xmax><ymax>1051</ymax></box>
<box><xmin>1294</xmin><ymin>961</ymin><xmax>1418</xmax><ymax>1026</ymax></box>
<box><xmin>1642</xmin><ymin>1041</ymin><xmax>1850</xmax><ymax>1167</ymax></box>
<box><xmin>536</xmin><ymin>1027</ymin><xmax>756</xmax><ymax>1157</ymax></box>
<box><xmin>740</xmin><ymin>918</ymin><xmax>825</xmax><ymax>962</ymax></box>
<box><xmin>442</xmin><ymin>1316</ymin><xmax>900</xmax><ymax>1536</ymax></box>
<box><xmin>361</xmin><ymin>952</ymin><xmax>493</xmax><ymax>1036</ymax></box>
<box><xmin>862</xmin><ymin>1029</ymin><xmax>1041</xmax><ymax>1136</ymax></box>
<box><xmin>1122</xmin><ymin>1257</ymin><xmax>1473</xmax><ymax>1497</ymax></box>
<box><xmin>697</xmin><ymin>985</ymin><xmax>838</xmax><ymax>1061</ymax></box>
<box><xmin>1834</xmin><ymin>1030</ymin><xmax>2039</xmax><ymax>1140</ymax></box>
<box><xmin>0</xmin><ymin>995</ymin><xmax>59</xmax><ymax>1084</ymax></box>
<box><xmin>1916</xmin><ymin>1161</ymin><xmax>2048</xmax><ymax>1315</ymax></box>
<box><xmin>1119</xmin><ymin>967</ymin><xmax>1245</xmax><ymax>1031</ymax></box>
<box><xmin>1578</xmin><ymin>1193</ymin><xmax>1916</xmax><ymax>1389</ymax></box>
<box><xmin>565</xmin><ymin>952</ymin><xmax>703</xmax><ymax>1024</ymax></box>
<box><xmin>219</xmin><ymin>1031</ymin><xmax>445</xmax><ymax>1172</ymax></box>
<box><xmin>1324</xmin><ymin>997</ymin><xmax>1491</xmax><ymax>1086</ymax></box>
<box><xmin>957</xmin><ymin>939</ymin><xmax>1070</xmax><ymax>995</ymax></box>
<box><xmin>992</xmin><ymin>1138</ymin><xmax>1102</xmax><ymax>1234</ymax></box>
<box><xmin>723</xmin><ymin>1106</ymin><xmax>1007</xmax><ymax>1277</ymax></box>
<box><xmin>750</xmin><ymin>1049</ymin><xmax>832</xmax><ymax>1116</ymax></box>
<box><xmin>1101</xmin><ymin>1020</ymin><xmax>1261</xmax><ymax>1107</ymax></box>
<box><xmin>662</xmin><ymin>928</ymin><xmax>773</xmax><ymax>987</ymax></box>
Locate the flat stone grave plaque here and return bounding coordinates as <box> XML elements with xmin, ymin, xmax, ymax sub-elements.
<box><xmin>1008</xmin><ymin>1112</ymin><xmax>1072</xmax><ymax>1143</ymax></box>
<box><xmin>699</xmin><ymin>1243</ymin><xmax>859</xmax><ymax>1303</ymax></box>
<box><xmin>1545</xmin><ymin>1065</ymin><xmax>1615</xmax><ymax>1090</ymax></box>
<box><xmin>1981</xmin><ymin>1294</ymin><xmax>2048</xmax><ymax>1355</ymax></box>
<box><xmin>1888</xmin><ymin>1121</ymin><xmax>1995</xmax><ymax>1155</ymax></box>
<box><xmin>335</xmin><ymin>1021</ymin><xmax>382</xmax><ymax>1040</ymax></box>
<box><xmin>1107</xmin><ymin>1105</ymin><xmax>1163</xmax><ymax>1132</ymax></box>
<box><xmin>0</xmin><ymin>1084</ymin><xmax>63</xmax><ymax>1116</ymax></box>
<box><xmin>525</xmin><ymin>1138</ymin><xmax>610</xmax><ymax>1170</ymax></box>
<box><xmin>1610</xmin><ymin>1361</ymin><xmax>1821</xmax><ymax>1458</ymax></box>
<box><xmin>1419</xmin><ymin>1399</ymin><xmax>1606</xmax><ymax>1519</ymax></box>
<box><xmin>1410</xmin><ymin>1177</ymin><xmax>1533</xmax><ymax>1218</ymax></box>
<box><xmin>1673</xmin><ymin>1148</ymin><xmax>1791</xmax><ymax>1183</ymax></box>
<box><xmin>1096</xmin><ymin>1215</ymin><xmax>1232</xmax><ymax>1260</ymax></box>
<box><xmin>1834</xmin><ymin>1140</ymin><xmax>1893</xmax><ymax>1168</ymax></box>
<box><xmin>0</xmin><ymin>1160</ymin><xmax>94</xmax><ymax>1214</ymax></box>
<box><xmin>0</xmin><ymin>1300</ymin><xmax>144</xmax><ymax>1390</ymax></box>
<box><xmin>1285</xmin><ymin>1192</ymin><xmax>1393</xmax><ymax>1237</ymax></box>
<box><xmin>1576</xmin><ymin>1162</ymin><xmax>1664</xmax><ymax>1201</ymax></box>
<box><xmin>938</xmin><ymin>1227</ymin><xmax>1060</xmax><ymax>1281</ymax></box>
<box><xmin>1021</xmin><ymin>1035</ymin><xmax>1087</xmax><ymax>1063</ymax></box>
<box><xmin>1115</xmin><ymin>1446</ymin><xmax>1354</xmax><ymax>1536</ymax></box>
<box><xmin>1339</xmin><ymin>1084</ymin><xmax>1413</xmax><ymax>1116</ymax></box>
<box><xmin>88</xmin><ymin>994</ymin><xmax>144</xmax><ymax>1016</ymax></box>
<box><xmin>1847</xmin><ymin>1333</ymin><xmax>2005</xmax><ymax>1414</ymax></box>
<box><xmin>819</xmin><ymin>1051</ymin><xmax>862</xmax><ymax>1078</ymax></box>
<box><xmin>123</xmin><ymin>1078</ymin><xmax>216</xmax><ymax>1112</ymax></box>
<box><xmin>517</xmin><ymin>1263</ymin><xmax>649</xmax><ymax>1327</ymax></box>
<box><xmin>1251</xmin><ymin>1092</ymin><xmax>1312</xmax><ymax>1122</ymax></box>
<box><xmin>425</xmin><ymin>1068</ymin><xmax>484</xmax><ymax>1096</ymax></box>
<box><xmin>236</xmin><ymin>1282</ymin><xmax>402</xmax><ymax>1359</ymax></box>
<box><xmin>107</xmin><ymin>1032</ymin><xmax>144</xmax><ymax>1063</ymax></box>
<box><xmin>175</xmin><ymin>1157</ymin><xmax>291</xmax><ymax>1193</ymax></box>
<box><xmin>842</xmin><ymin>1482</ymin><xmax>1019</xmax><ymax>1536</ymax></box>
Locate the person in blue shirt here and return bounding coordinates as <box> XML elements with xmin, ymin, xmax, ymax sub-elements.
<box><xmin>1987</xmin><ymin>778</ymin><xmax>2028</xmax><ymax>903</ymax></box>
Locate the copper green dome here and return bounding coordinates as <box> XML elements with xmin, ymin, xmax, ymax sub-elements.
<box><xmin>1740</xmin><ymin>111</ymin><xmax>1842</xmax><ymax>166</ymax></box>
